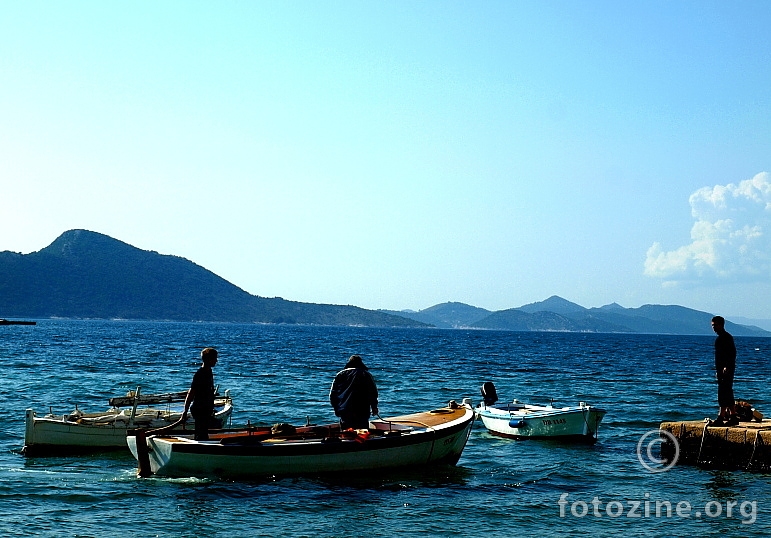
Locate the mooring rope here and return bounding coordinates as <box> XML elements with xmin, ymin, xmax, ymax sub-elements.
<box><xmin>696</xmin><ymin>420</ymin><xmax>711</xmax><ymax>465</ymax></box>
<box><xmin>745</xmin><ymin>428</ymin><xmax>771</xmax><ymax>470</ymax></box>
<box><xmin>699</xmin><ymin>419</ymin><xmax>771</xmax><ymax>470</ymax></box>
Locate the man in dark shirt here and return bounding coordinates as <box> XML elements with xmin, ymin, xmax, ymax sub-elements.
<box><xmin>183</xmin><ymin>347</ymin><xmax>218</xmax><ymax>440</ymax></box>
<box><xmin>329</xmin><ymin>354</ymin><xmax>379</xmax><ymax>430</ymax></box>
<box><xmin>711</xmin><ymin>316</ymin><xmax>737</xmax><ymax>426</ymax></box>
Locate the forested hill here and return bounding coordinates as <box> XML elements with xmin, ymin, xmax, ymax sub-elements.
<box><xmin>0</xmin><ymin>230</ymin><xmax>426</xmax><ymax>327</ymax></box>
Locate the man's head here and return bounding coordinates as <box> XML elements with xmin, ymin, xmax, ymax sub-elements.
<box><xmin>346</xmin><ymin>354</ymin><xmax>366</xmax><ymax>369</ymax></box>
<box><xmin>201</xmin><ymin>347</ymin><xmax>218</xmax><ymax>367</ymax></box>
<box><xmin>711</xmin><ymin>316</ymin><xmax>725</xmax><ymax>334</ymax></box>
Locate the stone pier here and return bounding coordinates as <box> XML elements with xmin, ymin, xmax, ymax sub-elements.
<box><xmin>659</xmin><ymin>419</ymin><xmax>771</xmax><ymax>471</ymax></box>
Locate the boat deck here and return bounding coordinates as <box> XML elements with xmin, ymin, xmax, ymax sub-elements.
<box><xmin>381</xmin><ymin>406</ymin><xmax>469</xmax><ymax>428</ymax></box>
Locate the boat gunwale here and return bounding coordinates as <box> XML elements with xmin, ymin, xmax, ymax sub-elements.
<box><xmin>476</xmin><ymin>405</ymin><xmax>607</xmax><ymax>420</ymax></box>
<box><xmin>160</xmin><ymin>416</ymin><xmax>473</xmax><ymax>457</ymax></box>
<box><xmin>28</xmin><ymin>400</ymin><xmax>233</xmax><ymax>428</ymax></box>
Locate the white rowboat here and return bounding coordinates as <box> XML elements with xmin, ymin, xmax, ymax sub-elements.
<box><xmin>23</xmin><ymin>387</ymin><xmax>233</xmax><ymax>456</ymax></box>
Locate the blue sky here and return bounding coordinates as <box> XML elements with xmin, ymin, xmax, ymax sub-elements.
<box><xmin>2</xmin><ymin>2</ymin><xmax>770</xmax><ymax>319</ymax></box>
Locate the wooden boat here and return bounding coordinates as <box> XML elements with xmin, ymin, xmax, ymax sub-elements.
<box><xmin>128</xmin><ymin>399</ymin><xmax>475</xmax><ymax>479</ymax></box>
<box><xmin>23</xmin><ymin>387</ymin><xmax>233</xmax><ymax>456</ymax></box>
<box><xmin>475</xmin><ymin>382</ymin><xmax>606</xmax><ymax>443</ymax></box>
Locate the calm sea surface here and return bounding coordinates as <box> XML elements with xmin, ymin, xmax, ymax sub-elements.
<box><xmin>2</xmin><ymin>320</ymin><xmax>771</xmax><ymax>537</ymax></box>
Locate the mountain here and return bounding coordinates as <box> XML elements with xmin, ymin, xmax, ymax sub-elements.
<box><xmin>516</xmin><ymin>295</ymin><xmax>587</xmax><ymax>315</ymax></box>
<box><xmin>732</xmin><ymin>316</ymin><xmax>771</xmax><ymax>332</ymax></box>
<box><xmin>0</xmin><ymin>230</ymin><xmax>427</xmax><ymax>327</ymax></box>
<box><xmin>472</xmin><ymin>308</ymin><xmax>631</xmax><ymax>333</ymax></box>
<box><xmin>380</xmin><ymin>302</ymin><xmax>492</xmax><ymax>328</ymax></box>
<box><xmin>380</xmin><ymin>296</ymin><xmax>770</xmax><ymax>336</ymax></box>
<box><xmin>465</xmin><ymin>299</ymin><xmax>770</xmax><ymax>336</ymax></box>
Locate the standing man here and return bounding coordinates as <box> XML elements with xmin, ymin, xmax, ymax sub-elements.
<box><xmin>711</xmin><ymin>316</ymin><xmax>738</xmax><ymax>426</ymax></box>
<box><xmin>329</xmin><ymin>354</ymin><xmax>379</xmax><ymax>430</ymax></box>
<box><xmin>183</xmin><ymin>347</ymin><xmax>218</xmax><ymax>440</ymax></box>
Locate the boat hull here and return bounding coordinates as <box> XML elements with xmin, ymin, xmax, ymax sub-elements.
<box><xmin>476</xmin><ymin>403</ymin><xmax>606</xmax><ymax>443</ymax></box>
<box><xmin>23</xmin><ymin>399</ymin><xmax>233</xmax><ymax>456</ymax></box>
<box><xmin>128</xmin><ymin>403</ymin><xmax>475</xmax><ymax>478</ymax></box>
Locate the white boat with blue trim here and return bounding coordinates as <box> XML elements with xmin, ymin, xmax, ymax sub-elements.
<box><xmin>475</xmin><ymin>382</ymin><xmax>606</xmax><ymax>443</ymax></box>
<box><xmin>128</xmin><ymin>399</ymin><xmax>475</xmax><ymax>479</ymax></box>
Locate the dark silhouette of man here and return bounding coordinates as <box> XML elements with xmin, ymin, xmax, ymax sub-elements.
<box><xmin>329</xmin><ymin>354</ymin><xmax>379</xmax><ymax>430</ymax></box>
<box><xmin>711</xmin><ymin>316</ymin><xmax>737</xmax><ymax>426</ymax></box>
<box><xmin>183</xmin><ymin>347</ymin><xmax>218</xmax><ymax>440</ymax></box>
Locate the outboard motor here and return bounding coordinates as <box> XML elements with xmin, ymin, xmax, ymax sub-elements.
<box><xmin>481</xmin><ymin>382</ymin><xmax>498</xmax><ymax>406</ymax></box>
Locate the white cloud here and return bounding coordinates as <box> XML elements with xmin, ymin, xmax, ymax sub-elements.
<box><xmin>645</xmin><ymin>172</ymin><xmax>771</xmax><ymax>283</ymax></box>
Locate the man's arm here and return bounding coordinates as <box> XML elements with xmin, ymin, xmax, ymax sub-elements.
<box><xmin>183</xmin><ymin>387</ymin><xmax>196</xmax><ymax>421</ymax></box>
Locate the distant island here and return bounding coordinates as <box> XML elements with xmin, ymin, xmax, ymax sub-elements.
<box><xmin>1</xmin><ymin>229</ymin><xmax>769</xmax><ymax>337</ymax></box>
<box><xmin>381</xmin><ymin>297</ymin><xmax>771</xmax><ymax>336</ymax></box>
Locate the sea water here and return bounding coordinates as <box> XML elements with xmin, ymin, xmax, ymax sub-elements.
<box><xmin>2</xmin><ymin>320</ymin><xmax>770</xmax><ymax>537</ymax></box>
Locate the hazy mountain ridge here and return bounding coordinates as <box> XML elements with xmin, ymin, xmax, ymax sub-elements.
<box><xmin>393</xmin><ymin>297</ymin><xmax>770</xmax><ymax>336</ymax></box>
<box><xmin>1</xmin><ymin>230</ymin><xmax>769</xmax><ymax>336</ymax></box>
<box><xmin>732</xmin><ymin>316</ymin><xmax>771</xmax><ymax>332</ymax></box>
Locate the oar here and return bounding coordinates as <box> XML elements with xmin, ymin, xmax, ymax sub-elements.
<box><xmin>135</xmin><ymin>416</ymin><xmax>187</xmax><ymax>478</ymax></box>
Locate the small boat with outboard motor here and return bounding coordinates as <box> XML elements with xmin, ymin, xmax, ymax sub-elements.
<box><xmin>23</xmin><ymin>386</ymin><xmax>233</xmax><ymax>456</ymax></box>
<box><xmin>475</xmin><ymin>382</ymin><xmax>606</xmax><ymax>443</ymax></box>
<box><xmin>128</xmin><ymin>399</ymin><xmax>475</xmax><ymax>479</ymax></box>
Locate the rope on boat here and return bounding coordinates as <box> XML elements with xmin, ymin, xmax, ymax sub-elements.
<box><xmin>381</xmin><ymin>418</ymin><xmax>434</xmax><ymax>430</ymax></box>
<box><xmin>374</xmin><ymin>411</ymin><xmax>439</xmax><ymax>431</ymax></box>
<box><xmin>577</xmin><ymin>406</ymin><xmax>601</xmax><ymax>441</ymax></box>
<box><xmin>580</xmin><ymin>408</ymin><xmax>592</xmax><ymax>438</ymax></box>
